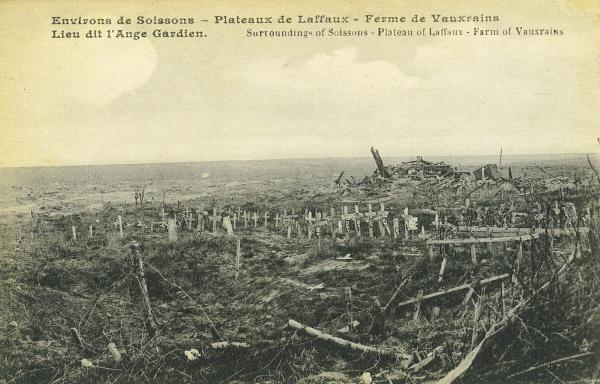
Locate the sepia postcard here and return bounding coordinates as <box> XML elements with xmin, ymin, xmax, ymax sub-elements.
<box><xmin>0</xmin><ymin>0</ymin><xmax>599</xmax><ymax>383</ymax></box>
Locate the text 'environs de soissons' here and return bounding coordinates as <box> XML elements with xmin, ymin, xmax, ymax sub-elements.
<box><xmin>51</xmin><ymin>16</ymin><xmax>195</xmax><ymax>25</ymax></box>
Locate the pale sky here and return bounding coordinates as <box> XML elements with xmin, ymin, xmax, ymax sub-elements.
<box><xmin>0</xmin><ymin>0</ymin><xmax>599</xmax><ymax>167</ymax></box>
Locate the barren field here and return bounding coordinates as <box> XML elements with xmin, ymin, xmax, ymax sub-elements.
<box><xmin>0</xmin><ymin>154</ymin><xmax>599</xmax><ymax>384</ymax></box>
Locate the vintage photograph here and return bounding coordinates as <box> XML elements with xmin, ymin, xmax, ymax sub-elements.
<box><xmin>0</xmin><ymin>0</ymin><xmax>599</xmax><ymax>383</ymax></box>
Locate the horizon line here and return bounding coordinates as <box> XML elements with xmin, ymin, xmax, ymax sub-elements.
<box><xmin>0</xmin><ymin>151</ymin><xmax>597</xmax><ymax>170</ymax></box>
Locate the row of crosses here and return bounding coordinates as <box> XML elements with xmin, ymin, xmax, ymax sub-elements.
<box><xmin>154</xmin><ymin>203</ymin><xmax>441</xmax><ymax>241</ymax></box>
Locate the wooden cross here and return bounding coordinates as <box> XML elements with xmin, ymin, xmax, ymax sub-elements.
<box><xmin>364</xmin><ymin>204</ymin><xmax>378</xmax><ymax>238</ymax></box>
<box><xmin>263</xmin><ymin>212</ymin><xmax>269</xmax><ymax>228</ymax></box>
<box><xmin>377</xmin><ymin>203</ymin><xmax>389</xmax><ymax>238</ymax></box>
<box><xmin>209</xmin><ymin>208</ymin><xmax>219</xmax><ymax>232</ymax></box>
<box><xmin>253</xmin><ymin>212</ymin><xmax>258</xmax><ymax>228</ymax></box>
<box><xmin>185</xmin><ymin>208</ymin><xmax>192</xmax><ymax>230</ymax></box>
<box><xmin>342</xmin><ymin>206</ymin><xmax>351</xmax><ymax>240</ymax></box>
<box><xmin>197</xmin><ymin>209</ymin><xmax>205</xmax><ymax>232</ymax></box>
<box><xmin>354</xmin><ymin>205</ymin><xmax>361</xmax><ymax>237</ymax></box>
<box><xmin>275</xmin><ymin>213</ymin><xmax>280</xmax><ymax>227</ymax></box>
<box><xmin>283</xmin><ymin>209</ymin><xmax>298</xmax><ymax>226</ymax></box>
<box><xmin>393</xmin><ymin>218</ymin><xmax>400</xmax><ymax>239</ymax></box>
<box><xmin>282</xmin><ymin>209</ymin><xmax>288</xmax><ymax>226</ymax></box>
<box><xmin>305</xmin><ymin>210</ymin><xmax>316</xmax><ymax>239</ymax></box>
<box><xmin>316</xmin><ymin>226</ymin><xmax>321</xmax><ymax>250</ymax></box>
<box><xmin>330</xmin><ymin>207</ymin><xmax>336</xmax><ymax>237</ymax></box>
<box><xmin>244</xmin><ymin>211</ymin><xmax>248</xmax><ymax>228</ymax></box>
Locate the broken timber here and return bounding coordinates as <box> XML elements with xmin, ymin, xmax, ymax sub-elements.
<box><xmin>395</xmin><ymin>273</ymin><xmax>510</xmax><ymax>309</ymax></box>
<box><xmin>370</xmin><ymin>147</ymin><xmax>391</xmax><ymax>178</ymax></box>
<box><xmin>426</xmin><ymin>233</ymin><xmax>541</xmax><ymax>245</ymax></box>
<box><xmin>287</xmin><ymin>319</ymin><xmax>410</xmax><ymax>360</ymax></box>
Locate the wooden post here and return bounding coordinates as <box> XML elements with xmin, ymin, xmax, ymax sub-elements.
<box><xmin>275</xmin><ymin>213</ymin><xmax>280</xmax><ymax>227</ymax></box>
<box><xmin>393</xmin><ymin>218</ymin><xmax>400</xmax><ymax>239</ymax></box>
<box><xmin>413</xmin><ymin>290</ymin><xmax>424</xmax><ymax>321</ymax></box>
<box><xmin>232</xmin><ymin>213</ymin><xmax>237</xmax><ymax>230</ymax></box>
<box><xmin>470</xmin><ymin>240</ymin><xmax>477</xmax><ymax>264</ymax></box>
<box><xmin>517</xmin><ymin>239</ymin><xmax>523</xmax><ymax>261</ymax></box>
<box><xmin>316</xmin><ymin>226</ymin><xmax>321</xmax><ymax>250</ymax></box>
<box><xmin>428</xmin><ymin>244</ymin><xmax>434</xmax><ymax>262</ymax></box>
<box><xmin>287</xmin><ymin>224</ymin><xmax>292</xmax><ymax>239</ymax></box>
<box><xmin>253</xmin><ymin>212</ymin><xmax>258</xmax><ymax>228</ymax></box>
<box><xmin>88</xmin><ymin>225</ymin><xmax>93</xmax><ymax>238</ymax></box>
<box><xmin>71</xmin><ymin>225</ymin><xmax>77</xmax><ymax>242</ymax></box>
<box><xmin>343</xmin><ymin>206</ymin><xmax>350</xmax><ymax>240</ymax></box>
<box><xmin>354</xmin><ymin>205</ymin><xmax>361</xmax><ymax>237</ymax></box>
<box><xmin>130</xmin><ymin>242</ymin><xmax>158</xmax><ymax>336</ymax></box>
<box><xmin>168</xmin><ymin>219</ymin><xmax>177</xmax><ymax>242</ymax></box>
<box><xmin>118</xmin><ymin>215</ymin><xmax>124</xmax><ymax>239</ymax></box>
<box><xmin>344</xmin><ymin>287</ymin><xmax>354</xmax><ymax>333</ymax></box>
<box><xmin>212</xmin><ymin>208</ymin><xmax>218</xmax><ymax>232</ymax></box>
<box><xmin>378</xmin><ymin>203</ymin><xmax>386</xmax><ymax>238</ymax></box>
<box><xmin>197</xmin><ymin>210</ymin><xmax>204</xmax><ymax>232</ymax></box>
<box><xmin>244</xmin><ymin>211</ymin><xmax>248</xmax><ymax>229</ymax></box>
<box><xmin>471</xmin><ymin>297</ymin><xmax>481</xmax><ymax>350</ymax></box>
<box><xmin>368</xmin><ymin>204</ymin><xmax>374</xmax><ymax>238</ymax></box>
<box><xmin>264</xmin><ymin>212</ymin><xmax>269</xmax><ymax>228</ymax></box>
<box><xmin>501</xmin><ymin>281</ymin><xmax>506</xmax><ymax>317</ymax></box>
<box><xmin>438</xmin><ymin>256</ymin><xmax>447</xmax><ymax>282</ymax></box>
<box><xmin>235</xmin><ymin>238</ymin><xmax>241</xmax><ymax>281</ymax></box>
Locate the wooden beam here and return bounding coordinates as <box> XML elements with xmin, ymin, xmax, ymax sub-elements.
<box><xmin>395</xmin><ymin>274</ymin><xmax>510</xmax><ymax>309</ymax></box>
<box><xmin>287</xmin><ymin>319</ymin><xmax>410</xmax><ymax>360</ymax></box>
<box><xmin>426</xmin><ymin>233</ymin><xmax>541</xmax><ymax>245</ymax></box>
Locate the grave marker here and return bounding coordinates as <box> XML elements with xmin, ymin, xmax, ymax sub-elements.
<box><xmin>354</xmin><ymin>205</ymin><xmax>361</xmax><ymax>237</ymax></box>
<box><xmin>168</xmin><ymin>219</ymin><xmax>177</xmax><ymax>242</ymax></box>
<box><xmin>235</xmin><ymin>238</ymin><xmax>242</xmax><ymax>281</ymax></box>
<box><xmin>223</xmin><ymin>216</ymin><xmax>234</xmax><ymax>238</ymax></box>
<box><xmin>378</xmin><ymin>203</ymin><xmax>389</xmax><ymax>238</ymax></box>
<box><xmin>306</xmin><ymin>211</ymin><xmax>313</xmax><ymax>239</ymax></box>
<box><xmin>342</xmin><ymin>206</ymin><xmax>350</xmax><ymax>240</ymax></box>
<box><xmin>365</xmin><ymin>204</ymin><xmax>377</xmax><ymax>238</ymax></box>
<box><xmin>210</xmin><ymin>208</ymin><xmax>219</xmax><ymax>232</ymax></box>
<box><xmin>118</xmin><ymin>215</ymin><xmax>124</xmax><ymax>239</ymax></box>
<box><xmin>197</xmin><ymin>209</ymin><xmax>205</xmax><ymax>232</ymax></box>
